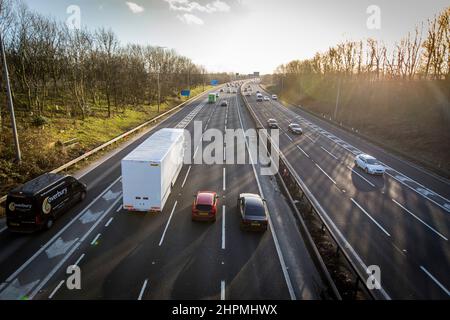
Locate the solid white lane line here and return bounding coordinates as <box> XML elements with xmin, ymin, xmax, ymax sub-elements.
<box><xmin>105</xmin><ymin>217</ymin><xmax>114</xmax><ymax>227</ymax></box>
<box><xmin>74</xmin><ymin>253</ymin><xmax>85</xmax><ymax>267</ymax></box>
<box><xmin>223</xmin><ymin>147</ymin><xmax>226</xmax><ymax>161</ymax></box>
<box><xmin>181</xmin><ymin>165</ymin><xmax>192</xmax><ymax>188</ymax></box>
<box><xmin>315</xmin><ymin>164</ymin><xmax>336</xmax><ymax>185</ymax></box>
<box><xmin>91</xmin><ymin>233</ymin><xmax>101</xmax><ymax>245</ymax></box>
<box><xmin>221</xmin><ymin>280</ymin><xmax>225</xmax><ymax>300</ymax></box>
<box><xmin>138</xmin><ymin>279</ymin><xmax>149</xmax><ymax>300</ymax></box>
<box><xmin>351</xmin><ymin>198</ymin><xmax>391</xmax><ymax>237</ymax></box>
<box><xmin>48</xmin><ymin>280</ymin><xmax>65</xmax><ymax>299</ymax></box>
<box><xmin>284</xmin><ymin>133</ymin><xmax>293</xmax><ymax>142</ymax></box>
<box><xmin>223</xmin><ymin>167</ymin><xmax>226</xmax><ymax>191</ymax></box>
<box><xmin>158</xmin><ymin>201</ymin><xmax>178</xmax><ymax>246</ymax></box>
<box><xmin>297</xmin><ymin>146</ymin><xmax>310</xmax><ymax>158</ymax></box>
<box><xmin>222</xmin><ymin>205</ymin><xmax>226</xmax><ymax>250</ymax></box>
<box><xmin>420</xmin><ymin>266</ymin><xmax>450</xmax><ymax>296</ymax></box>
<box><xmin>392</xmin><ymin>199</ymin><xmax>448</xmax><ymax>241</ymax></box>
<box><xmin>347</xmin><ymin>166</ymin><xmax>376</xmax><ymax>188</ymax></box>
<box><xmin>320</xmin><ymin>146</ymin><xmax>338</xmax><ymax>160</ymax></box>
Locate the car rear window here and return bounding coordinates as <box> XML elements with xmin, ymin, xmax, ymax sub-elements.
<box><xmin>245</xmin><ymin>200</ymin><xmax>265</xmax><ymax>217</ymax></box>
<box><xmin>196</xmin><ymin>204</ymin><xmax>212</xmax><ymax>212</ymax></box>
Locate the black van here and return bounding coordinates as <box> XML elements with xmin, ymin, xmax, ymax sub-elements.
<box><xmin>6</xmin><ymin>173</ymin><xmax>87</xmax><ymax>232</ymax></box>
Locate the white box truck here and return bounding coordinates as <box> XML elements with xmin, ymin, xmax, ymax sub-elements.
<box><xmin>121</xmin><ymin>128</ymin><xmax>185</xmax><ymax>212</ymax></box>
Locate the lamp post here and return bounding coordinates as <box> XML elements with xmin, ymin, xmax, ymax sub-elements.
<box><xmin>0</xmin><ymin>30</ymin><xmax>21</xmax><ymax>163</ymax></box>
<box><xmin>156</xmin><ymin>46</ymin><xmax>167</xmax><ymax>113</ymax></box>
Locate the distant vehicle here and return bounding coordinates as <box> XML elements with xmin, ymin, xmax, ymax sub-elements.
<box><xmin>244</xmin><ymin>88</ymin><xmax>247</xmax><ymax>92</ymax></box>
<box><xmin>245</xmin><ymin>92</ymin><xmax>251</xmax><ymax>96</ymax></box>
<box><xmin>122</xmin><ymin>128</ymin><xmax>185</xmax><ymax>212</ymax></box>
<box><xmin>227</xmin><ymin>88</ymin><xmax>231</xmax><ymax>93</ymax></box>
<box><xmin>354</xmin><ymin>154</ymin><xmax>386</xmax><ymax>175</ymax></box>
<box><xmin>232</xmin><ymin>89</ymin><xmax>237</xmax><ymax>93</ymax></box>
<box><xmin>216</xmin><ymin>92</ymin><xmax>220</xmax><ymax>98</ymax></box>
<box><xmin>192</xmin><ymin>191</ymin><xmax>219</xmax><ymax>222</ymax></box>
<box><xmin>267</xmin><ymin>118</ymin><xmax>278</xmax><ymax>129</ymax></box>
<box><xmin>256</xmin><ymin>93</ymin><xmax>263</xmax><ymax>102</ymax></box>
<box><xmin>272</xmin><ymin>94</ymin><xmax>278</xmax><ymax>100</ymax></box>
<box><xmin>208</xmin><ymin>93</ymin><xmax>217</xmax><ymax>103</ymax></box>
<box><xmin>6</xmin><ymin>173</ymin><xmax>87</xmax><ymax>232</ymax></box>
<box><xmin>220</xmin><ymin>100</ymin><xmax>228</xmax><ymax>107</ymax></box>
<box><xmin>263</xmin><ymin>96</ymin><xmax>270</xmax><ymax>101</ymax></box>
<box><xmin>220</xmin><ymin>88</ymin><xmax>224</xmax><ymax>92</ymax></box>
<box><xmin>288</xmin><ymin>123</ymin><xmax>303</xmax><ymax>134</ymax></box>
<box><xmin>238</xmin><ymin>193</ymin><xmax>268</xmax><ymax>231</ymax></box>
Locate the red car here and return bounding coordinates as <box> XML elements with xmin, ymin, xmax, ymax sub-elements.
<box><xmin>192</xmin><ymin>191</ymin><xmax>219</xmax><ymax>222</ymax></box>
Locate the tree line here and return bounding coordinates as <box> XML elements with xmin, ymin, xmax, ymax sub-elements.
<box><xmin>274</xmin><ymin>7</ymin><xmax>449</xmax><ymax>81</ymax></box>
<box><xmin>0</xmin><ymin>0</ymin><xmax>231</xmax><ymax>123</ymax></box>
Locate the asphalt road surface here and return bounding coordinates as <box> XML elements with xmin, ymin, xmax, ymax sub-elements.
<box><xmin>246</xmin><ymin>83</ymin><xmax>450</xmax><ymax>299</ymax></box>
<box><xmin>0</xmin><ymin>87</ymin><xmax>327</xmax><ymax>300</ymax></box>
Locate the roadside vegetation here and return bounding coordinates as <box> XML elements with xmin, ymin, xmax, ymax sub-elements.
<box><xmin>263</xmin><ymin>7</ymin><xmax>450</xmax><ymax>177</ymax></box>
<box><xmin>0</xmin><ymin>0</ymin><xmax>230</xmax><ymax>196</ymax></box>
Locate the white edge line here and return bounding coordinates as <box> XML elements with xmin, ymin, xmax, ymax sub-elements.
<box><xmin>351</xmin><ymin>198</ymin><xmax>391</xmax><ymax>237</ymax></box>
<box><xmin>0</xmin><ymin>226</ymin><xmax>7</xmax><ymax>234</ymax></box>
<box><xmin>392</xmin><ymin>199</ymin><xmax>447</xmax><ymax>241</ymax></box>
<box><xmin>158</xmin><ymin>201</ymin><xmax>178</xmax><ymax>246</ymax></box>
<box><xmin>138</xmin><ymin>279</ymin><xmax>149</xmax><ymax>300</ymax></box>
<box><xmin>48</xmin><ymin>280</ymin><xmax>65</xmax><ymax>299</ymax></box>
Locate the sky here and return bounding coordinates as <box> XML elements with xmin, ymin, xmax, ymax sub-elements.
<box><xmin>23</xmin><ymin>0</ymin><xmax>449</xmax><ymax>74</ymax></box>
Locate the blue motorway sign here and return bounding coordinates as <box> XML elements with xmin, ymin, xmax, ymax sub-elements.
<box><xmin>181</xmin><ymin>90</ymin><xmax>191</xmax><ymax>97</ymax></box>
<box><xmin>211</xmin><ymin>80</ymin><xmax>218</xmax><ymax>86</ymax></box>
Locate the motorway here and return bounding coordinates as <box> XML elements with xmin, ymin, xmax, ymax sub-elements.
<box><xmin>0</xmin><ymin>87</ymin><xmax>328</xmax><ymax>300</ymax></box>
<box><xmin>245</xmin><ymin>82</ymin><xmax>450</xmax><ymax>299</ymax></box>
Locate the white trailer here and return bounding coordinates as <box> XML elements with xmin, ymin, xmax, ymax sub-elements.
<box><xmin>121</xmin><ymin>128</ymin><xmax>185</xmax><ymax>212</ymax></box>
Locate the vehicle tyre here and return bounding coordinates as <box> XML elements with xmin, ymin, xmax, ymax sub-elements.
<box><xmin>45</xmin><ymin>217</ymin><xmax>54</xmax><ymax>230</ymax></box>
<box><xmin>365</xmin><ymin>167</ymin><xmax>369</xmax><ymax>174</ymax></box>
<box><xmin>80</xmin><ymin>191</ymin><xmax>86</xmax><ymax>202</ymax></box>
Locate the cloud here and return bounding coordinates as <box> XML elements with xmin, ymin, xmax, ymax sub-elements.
<box><xmin>165</xmin><ymin>0</ymin><xmax>230</xmax><ymax>14</ymax></box>
<box><xmin>176</xmin><ymin>13</ymin><xmax>204</xmax><ymax>25</ymax></box>
<box><xmin>126</xmin><ymin>2</ymin><xmax>145</xmax><ymax>14</ymax></box>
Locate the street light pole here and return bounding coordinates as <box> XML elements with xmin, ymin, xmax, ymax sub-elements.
<box><xmin>157</xmin><ymin>65</ymin><xmax>161</xmax><ymax>113</ymax></box>
<box><xmin>0</xmin><ymin>30</ymin><xmax>21</xmax><ymax>163</ymax></box>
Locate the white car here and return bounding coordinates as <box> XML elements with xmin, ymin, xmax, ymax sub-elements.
<box><xmin>288</xmin><ymin>123</ymin><xmax>302</xmax><ymax>134</ymax></box>
<box><xmin>272</xmin><ymin>94</ymin><xmax>278</xmax><ymax>100</ymax></box>
<box><xmin>263</xmin><ymin>96</ymin><xmax>270</xmax><ymax>101</ymax></box>
<box><xmin>354</xmin><ymin>154</ymin><xmax>385</xmax><ymax>175</ymax></box>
